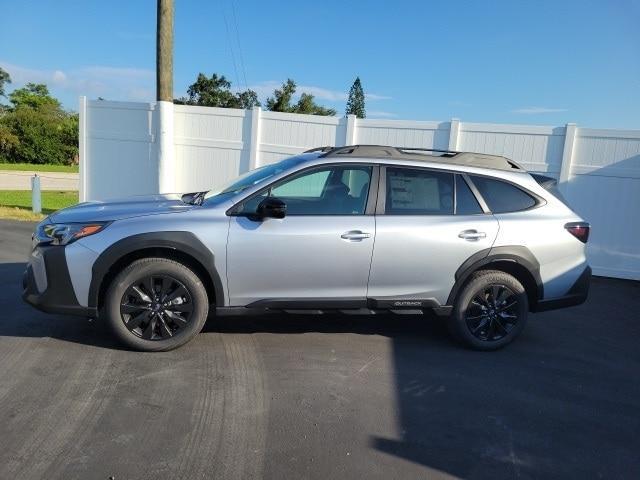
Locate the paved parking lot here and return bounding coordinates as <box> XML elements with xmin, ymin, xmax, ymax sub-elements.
<box><xmin>0</xmin><ymin>219</ymin><xmax>638</xmax><ymax>479</ymax></box>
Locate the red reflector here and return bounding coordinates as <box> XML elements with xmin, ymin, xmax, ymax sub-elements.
<box><xmin>565</xmin><ymin>223</ymin><xmax>590</xmax><ymax>243</ymax></box>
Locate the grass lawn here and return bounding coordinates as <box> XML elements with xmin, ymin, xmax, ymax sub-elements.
<box><xmin>0</xmin><ymin>190</ymin><xmax>79</xmax><ymax>221</ymax></box>
<box><xmin>0</xmin><ymin>163</ymin><xmax>79</xmax><ymax>173</ymax></box>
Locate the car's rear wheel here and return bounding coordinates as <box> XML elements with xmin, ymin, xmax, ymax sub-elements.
<box><xmin>104</xmin><ymin>257</ymin><xmax>209</xmax><ymax>351</ymax></box>
<box><xmin>448</xmin><ymin>270</ymin><xmax>528</xmax><ymax>350</ymax></box>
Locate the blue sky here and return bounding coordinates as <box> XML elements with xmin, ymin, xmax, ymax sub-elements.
<box><xmin>1</xmin><ymin>0</ymin><xmax>639</xmax><ymax>128</ymax></box>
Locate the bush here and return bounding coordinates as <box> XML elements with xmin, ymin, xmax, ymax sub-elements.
<box><xmin>0</xmin><ymin>83</ymin><xmax>78</xmax><ymax>165</ymax></box>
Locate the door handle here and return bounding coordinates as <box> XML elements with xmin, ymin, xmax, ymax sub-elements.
<box><xmin>458</xmin><ymin>229</ymin><xmax>486</xmax><ymax>241</ymax></box>
<box><xmin>341</xmin><ymin>230</ymin><xmax>372</xmax><ymax>241</ymax></box>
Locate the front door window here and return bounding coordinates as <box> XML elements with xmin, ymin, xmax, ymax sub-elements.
<box><xmin>237</xmin><ymin>165</ymin><xmax>373</xmax><ymax>216</ymax></box>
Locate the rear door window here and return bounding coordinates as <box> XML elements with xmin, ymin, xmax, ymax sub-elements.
<box><xmin>469</xmin><ymin>175</ymin><xmax>537</xmax><ymax>213</ymax></box>
<box><xmin>385</xmin><ymin>167</ymin><xmax>454</xmax><ymax>215</ymax></box>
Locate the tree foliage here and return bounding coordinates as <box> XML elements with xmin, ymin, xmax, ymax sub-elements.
<box><xmin>0</xmin><ymin>83</ymin><xmax>78</xmax><ymax>165</ymax></box>
<box><xmin>175</xmin><ymin>73</ymin><xmax>260</xmax><ymax>109</ymax></box>
<box><xmin>9</xmin><ymin>83</ymin><xmax>61</xmax><ymax>109</ymax></box>
<box><xmin>176</xmin><ymin>73</ymin><xmax>336</xmax><ymax>116</ymax></box>
<box><xmin>345</xmin><ymin>77</ymin><xmax>365</xmax><ymax>118</ymax></box>
<box><xmin>0</xmin><ymin>67</ymin><xmax>10</xmax><ymax>98</ymax></box>
<box><xmin>266</xmin><ymin>79</ymin><xmax>336</xmax><ymax>116</ymax></box>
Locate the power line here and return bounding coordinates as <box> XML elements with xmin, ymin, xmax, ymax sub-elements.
<box><xmin>221</xmin><ymin>6</ymin><xmax>241</xmax><ymax>93</ymax></box>
<box><xmin>229</xmin><ymin>0</ymin><xmax>249</xmax><ymax>92</ymax></box>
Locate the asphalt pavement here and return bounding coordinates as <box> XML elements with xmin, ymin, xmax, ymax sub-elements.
<box><xmin>0</xmin><ymin>219</ymin><xmax>638</xmax><ymax>479</ymax></box>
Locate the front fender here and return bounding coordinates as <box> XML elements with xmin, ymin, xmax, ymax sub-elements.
<box><xmin>87</xmin><ymin>231</ymin><xmax>225</xmax><ymax>311</ymax></box>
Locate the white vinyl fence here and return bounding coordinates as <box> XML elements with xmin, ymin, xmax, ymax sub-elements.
<box><xmin>79</xmin><ymin>98</ymin><xmax>640</xmax><ymax>280</ymax></box>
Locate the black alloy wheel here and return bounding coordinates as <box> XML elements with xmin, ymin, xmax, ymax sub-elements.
<box><xmin>120</xmin><ymin>274</ymin><xmax>194</xmax><ymax>340</ymax></box>
<box><xmin>464</xmin><ymin>284</ymin><xmax>519</xmax><ymax>342</ymax></box>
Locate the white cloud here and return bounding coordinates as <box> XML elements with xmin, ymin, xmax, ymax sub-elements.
<box><xmin>52</xmin><ymin>70</ymin><xmax>67</xmax><ymax>83</ymax></box>
<box><xmin>0</xmin><ymin>62</ymin><xmax>392</xmax><ymax>108</ymax></box>
<box><xmin>366</xmin><ymin>93</ymin><xmax>392</xmax><ymax>101</ymax></box>
<box><xmin>512</xmin><ymin>106</ymin><xmax>568</xmax><ymax>114</ymax></box>
<box><xmin>0</xmin><ymin>61</ymin><xmax>155</xmax><ymax>102</ymax></box>
<box><xmin>126</xmin><ymin>87</ymin><xmax>155</xmax><ymax>102</ymax></box>
<box><xmin>367</xmin><ymin>110</ymin><xmax>397</xmax><ymax>118</ymax></box>
<box><xmin>248</xmin><ymin>80</ymin><xmax>391</xmax><ymax>102</ymax></box>
<box><xmin>299</xmin><ymin>85</ymin><xmax>347</xmax><ymax>102</ymax></box>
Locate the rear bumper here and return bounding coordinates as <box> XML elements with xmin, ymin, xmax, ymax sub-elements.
<box><xmin>532</xmin><ymin>265</ymin><xmax>591</xmax><ymax>312</ymax></box>
<box><xmin>22</xmin><ymin>245</ymin><xmax>97</xmax><ymax>317</ymax></box>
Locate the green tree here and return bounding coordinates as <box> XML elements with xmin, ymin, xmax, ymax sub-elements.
<box><xmin>345</xmin><ymin>77</ymin><xmax>365</xmax><ymax>118</ymax></box>
<box><xmin>9</xmin><ymin>83</ymin><xmax>61</xmax><ymax>110</ymax></box>
<box><xmin>265</xmin><ymin>79</ymin><xmax>336</xmax><ymax>116</ymax></box>
<box><xmin>175</xmin><ymin>73</ymin><xmax>260</xmax><ymax>109</ymax></box>
<box><xmin>0</xmin><ymin>83</ymin><xmax>78</xmax><ymax>165</ymax></box>
<box><xmin>295</xmin><ymin>93</ymin><xmax>336</xmax><ymax>116</ymax></box>
<box><xmin>236</xmin><ymin>89</ymin><xmax>260</xmax><ymax>109</ymax></box>
<box><xmin>0</xmin><ymin>67</ymin><xmax>10</xmax><ymax>98</ymax></box>
<box><xmin>265</xmin><ymin>79</ymin><xmax>296</xmax><ymax>112</ymax></box>
<box><xmin>0</xmin><ymin>123</ymin><xmax>19</xmax><ymax>159</ymax></box>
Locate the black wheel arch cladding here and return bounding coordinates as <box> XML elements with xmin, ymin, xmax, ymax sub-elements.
<box><xmin>447</xmin><ymin>246</ymin><xmax>543</xmax><ymax>308</ymax></box>
<box><xmin>88</xmin><ymin>231</ymin><xmax>224</xmax><ymax>310</ymax></box>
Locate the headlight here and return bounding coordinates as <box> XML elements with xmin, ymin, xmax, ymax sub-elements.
<box><xmin>35</xmin><ymin>222</ymin><xmax>109</xmax><ymax>246</ymax></box>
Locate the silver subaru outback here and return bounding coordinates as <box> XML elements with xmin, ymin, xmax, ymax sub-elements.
<box><xmin>23</xmin><ymin>145</ymin><xmax>591</xmax><ymax>351</ymax></box>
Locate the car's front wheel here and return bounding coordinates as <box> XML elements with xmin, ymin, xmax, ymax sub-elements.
<box><xmin>448</xmin><ymin>270</ymin><xmax>528</xmax><ymax>350</ymax></box>
<box><xmin>104</xmin><ymin>257</ymin><xmax>209</xmax><ymax>351</ymax></box>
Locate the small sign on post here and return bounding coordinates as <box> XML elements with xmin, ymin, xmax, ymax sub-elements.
<box><xmin>31</xmin><ymin>174</ymin><xmax>41</xmax><ymax>214</ymax></box>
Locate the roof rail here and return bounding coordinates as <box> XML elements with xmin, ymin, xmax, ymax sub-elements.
<box><xmin>316</xmin><ymin>145</ymin><xmax>458</xmax><ymax>158</ymax></box>
<box><xmin>303</xmin><ymin>144</ymin><xmax>525</xmax><ymax>172</ymax></box>
<box><xmin>397</xmin><ymin>147</ymin><xmax>459</xmax><ymax>155</ymax></box>
<box><xmin>304</xmin><ymin>145</ymin><xmax>456</xmax><ymax>155</ymax></box>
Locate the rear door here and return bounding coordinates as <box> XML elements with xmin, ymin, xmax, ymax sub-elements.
<box><xmin>367</xmin><ymin>166</ymin><xmax>499</xmax><ymax>306</ymax></box>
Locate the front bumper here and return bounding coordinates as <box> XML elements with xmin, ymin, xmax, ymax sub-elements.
<box><xmin>532</xmin><ymin>265</ymin><xmax>591</xmax><ymax>312</ymax></box>
<box><xmin>22</xmin><ymin>245</ymin><xmax>97</xmax><ymax>317</ymax></box>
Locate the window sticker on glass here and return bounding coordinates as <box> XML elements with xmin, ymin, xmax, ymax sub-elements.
<box><xmin>386</xmin><ymin>168</ymin><xmax>454</xmax><ymax>215</ymax></box>
<box><xmin>389</xmin><ymin>175</ymin><xmax>440</xmax><ymax>210</ymax></box>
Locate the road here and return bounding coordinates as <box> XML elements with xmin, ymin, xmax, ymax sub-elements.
<box><xmin>0</xmin><ymin>170</ymin><xmax>79</xmax><ymax>190</ymax></box>
<box><xmin>0</xmin><ymin>219</ymin><xmax>638</xmax><ymax>479</ymax></box>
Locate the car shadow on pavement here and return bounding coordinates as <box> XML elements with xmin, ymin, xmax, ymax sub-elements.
<box><xmin>208</xmin><ymin>278</ymin><xmax>640</xmax><ymax>479</ymax></box>
<box><xmin>1</xmin><ymin>261</ymin><xmax>454</xmax><ymax>351</ymax></box>
<box><xmin>205</xmin><ymin>309</ymin><xmax>452</xmax><ymax>340</ymax></box>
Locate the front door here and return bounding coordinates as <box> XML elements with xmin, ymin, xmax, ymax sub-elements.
<box><xmin>226</xmin><ymin>164</ymin><xmax>377</xmax><ymax>306</ymax></box>
<box><xmin>367</xmin><ymin>167</ymin><xmax>499</xmax><ymax>305</ymax></box>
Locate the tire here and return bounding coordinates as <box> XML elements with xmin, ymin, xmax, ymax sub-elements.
<box><xmin>104</xmin><ymin>257</ymin><xmax>209</xmax><ymax>351</ymax></box>
<box><xmin>448</xmin><ymin>270</ymin><xmax>528</xmax><ymax>351</ymax></box>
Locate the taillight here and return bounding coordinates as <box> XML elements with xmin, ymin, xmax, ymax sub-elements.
<box><xmin>565</xmin><ymin>222</ymin><xmax>590</xmax><ymax>243</ymax></box>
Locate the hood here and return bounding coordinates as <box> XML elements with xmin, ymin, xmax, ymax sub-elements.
<box><xmin>48</xmin><ymin>193</ymin><xmax>196</xmax><ymax>223</ymax></box>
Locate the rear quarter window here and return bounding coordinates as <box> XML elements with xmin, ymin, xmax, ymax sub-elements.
<box><xmin>469</xmin><ymin>175</ymin><xmax>537</xmax><ymax>213</ymax></box>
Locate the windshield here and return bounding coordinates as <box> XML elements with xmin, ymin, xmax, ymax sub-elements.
<box><xmin>202</xmin><ymin>155</ymin><xmax>311</xmax><ymax>205</ymax></box>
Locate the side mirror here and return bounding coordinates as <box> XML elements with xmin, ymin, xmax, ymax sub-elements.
<box><xmin>256</xmin><ymin>197</ymin><xmax>286</xmax><ymax>219</ymax></box>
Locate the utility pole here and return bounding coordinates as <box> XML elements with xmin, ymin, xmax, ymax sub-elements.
<box><xmin>156</xmin><ymin>0</ymin><xmax>175</xmax><ymax>193</ymax></box>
